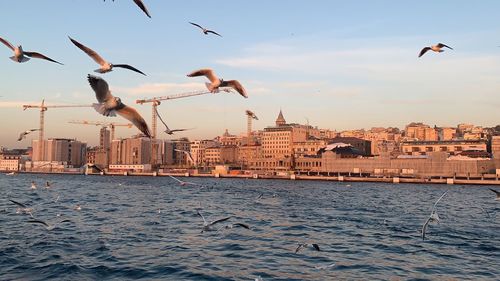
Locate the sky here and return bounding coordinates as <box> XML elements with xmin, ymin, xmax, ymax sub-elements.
<box><xmin>1</xmin><ymin>0</ymin><xmax>500</xmax><ymax>148</ymax></box>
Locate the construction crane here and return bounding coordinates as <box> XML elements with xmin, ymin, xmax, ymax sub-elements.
<box><xmin>68</xmin><ymin>120</ymin><xmax>133</xmax><ymax>140</ymax></box>
<box><xmin>22</xmin><ymin>99</ymin><xmax>93</xmax><ymax>160</ymax></box>
<box><xmin>245</xmin><ymin>110</ymin><xmax>259</xmax><ymax>138</ymax></box>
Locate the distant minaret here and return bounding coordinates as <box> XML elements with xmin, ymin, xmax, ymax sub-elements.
<box><xmin>276</xmin><ymin>109</ymin><xmax>286</xmax><ymax>126</ymax></box>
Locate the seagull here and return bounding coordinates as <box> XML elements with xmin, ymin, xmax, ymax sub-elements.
<box><xmin>422</xmin><ymin>191</ymin><xmax>448</xmax><ymax>240</ymax></box>
<box><xmin>45</xmin><ymin>181</ymin><xmax>51</xmax><ymax>188</ymax></box>
<box><xmin>27</xmin><ymin>219</ymin><xmax>71</xmax><ymax>231</ymax></box>
<box><xmin>31</xmin><ymin>181</ymin><xmax>37</xmax><ymax>190</ymax></box>
<box><xmin>489</xmin><ymin>188</ymin><xmax>500</xmax><ymax>201</ymax></box>
<box><xmin>216</xmin><ymin>222</ymin><xmax>250</xmax><ymax>233</ymax></box>
<box><xmin>169</xmin><ymin>175</ymin><xmax>202</xmax><ymax>187</ymax></box>
<box><xmin>17</xmin><ymin>129</ymin><xmax>40</xmax><ymax>141</ymax></box>
<box><xmin>295</xmin><ymin>243</ymin><xmax>321</xmax><ymax>254</ymax></box>
<box><xmin>69</xmin><ymin>37</ymin><xmax>146</xmax><ymax>76</ymax></box>
<box><xmin>104</xmin><ymin>0</ymin><xmax>151</xmax><ymax>18</ymax></box>
<box><xmin>87</xmin><ymin>74</ymin><xmax>151</xmax><ymax>138</ymax></box>
<box><xmin>197</xmin><ymin>210</ymin><xmax>231</xmax><ymax>232</ymax></box>
<box><xmin>0</xmin><ymin>37</ymin><xmax>63</xmax><ymax>64</ymax></box>
<box><xmin>174</xmin><ymin>148</ymin><xmax>194</xmax><ymax>164</ymax></box>
<box><xmin>315</xmin><ymin>263</ymin><xmax>336</xmax><ymax>270</ymax></box>
<box><xmin>187</xmin><ymin>68</ymin><xmax>248</xmax><ymax>98</ymax></box>
<box><xmin>419</xmin><ymin>43</ymin><xmax>453</xmax><ymax>57</ymax></box>
<box><xmin>154</xmin><ymin>106</ymin><xmax>193</xmax><ymax>135</ymax></box>
<box><xmin>74</xmin><ymin>204</ymin><xmax>82</xmax><ymax>211</ymax></box>
<box><xmin>9</xmin><ymin>199</ymin><xmax>34</xmax><ymax>217</ymax></box>
<box><xmin>189</xmin><ymin>22</ymin><xmax>222</xmax><ymax>37</ymax></box>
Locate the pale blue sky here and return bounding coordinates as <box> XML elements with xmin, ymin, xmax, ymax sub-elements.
<box><xmin>1</xmin><ymin>1</ymin><xmax>500</xmax><ymax>148</ymax></box>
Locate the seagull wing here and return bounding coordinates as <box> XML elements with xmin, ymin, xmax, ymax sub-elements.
<box><xmin>489</xmin><ymin>188</ymin><xmax>500</xmax><ymax>198</ymax></box>
<box><xmin>312</xmin><ymin>243</ymin><xmax>321</xmax><ymax>251</ymax></box>
<box><xmin>295</xmin><ymin>244</ymin><xmax>305</xmax><ymax>254</ymax></box>
<box><xmin>115</xmin><ymin>104</ymin><xmax>151</xmax><ymax>138</ymax></box>
<box><xmin>0</xmin><ymin>37</ymin><xmax>15</xmax><ymax>51</ymax></box>
<box><xmin>189</xmin><ymin>22</ymin><xmax>204</xmax><ymax>30</ymax></box>
<box><xmin>422</xmin><ymin>216</ymin><xmax>432</xmax><ymax>240</ymax></box>
<box><xmin>28</xmin><ymin>219</ymin><xmax>50</xmax><ymax>228</ymax></box>
<box><xmin>206</xmin><ymin>30</ymin><xmax>222</xmax><ymax>37</ymax></box>
<box><xmin>87</xmin><ymin>74</ymin><xmax>114</xmax><ymax>103</ymax></box>
<box><xmin>69</xmin><ymin>37</ymin><xmax>107</xmax><ymax>66</ymax></box>
<box><xmin>437</xmin><ymin>43</ymin><xmax>453</xmax><ymax>50</ymax></box>
<box><xmin>133</xmin><ymin>0</ymin><xmax>151</xmax><ymax>18</ymax></box>
<box><xmin>432</xmin><ymin>191</ymin><xmax>448</xmax><ymax>211</ymax></box>
<box><xmin>233</xmin><ymin>223</ymin><xmax>250</xmax><ymax>229</ymax></box>
<box><xmin>154</xmin><ymin>106</ymin><xmax>171</xmax><ymax>131</ymax></box>
<box><xmin>220</xmin><ymin>80</ymin><xmax>247</xmax><ymax>98</ymax></box>
<box><xmin>24</xmin><ymin>52</ymin><xmax>63</xmax><ymax>65</ymax></box>
<box><xmin>113</xmin><ymin>64</ymin><xmax>147</xmax><ymax>76</ymax></box>
<box><xmin>17</xmin><ymin>132</ymin><xmax>27</xmax><ymax>141</ymax></box>
<box><xmin>197</xmin><ymin>210</ymin><xmax>207</xmax><ymax>225</ymax></box>
<box><xmin>419</xmin><ymin>47</ymin><xmax>431</xmax><ymax>57</ymax></box>
<box><xmin>187</xmin><ymin>68</ymin><xmax>219</xmax><ymax>84</ymax></box>
<box><xmin>169</xmin><ymin>175</ymin><xmax>183</xmax><ymax>184</ymax></box>
<box><xmin>209</xmin><ymin>216</ymin><xmax>232</xmax><ymax>226</ymax></box>
<box><xmin>9</xmin><ymin>199</ymin><xmax>27</xmax><ymax>208</ymax></box>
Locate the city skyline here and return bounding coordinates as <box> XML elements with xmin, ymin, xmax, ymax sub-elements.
<box><xmin>2</xmin><ymin>1</ymin><xmax>500</xmax><ymax>148</ymax></box>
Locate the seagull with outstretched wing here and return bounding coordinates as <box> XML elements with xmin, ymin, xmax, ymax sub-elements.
<box><xmin>70</xmin><ymin>37</ymin><xmax>146</xmax><ymax>75</ymax></box>
<box><xmin>489</xmin><ymin>188</ymin><xmax>500</xmax><ymax>201</ymax></box>
<box><xmin>295</xmin><ymin>243</ymin><xmax>321</xmax><ymax>254</ymax></box>
<box><xmin>18</xmin><ymin>128</ymin><xmax>40</xmax><ymax>141</ymax></box>
<box><xmin>28</xmin><ymin>219</ymin><xmax>71</xmax><ymax>231</ymax></box>
<box><xmin>87</xmin><ymin>75</ymin><xmax>151</xmax><ymax>137</ymax></box>
<box><xmin>0</xmin><ymin>36</ymin><xmax>63</xmax><ymax>64</ymax></box>
<box><xmin>419</xmin><ymin>43</ymin><xmax>453</xmax><ymax>57</ymax></box>
<box><xmin>197</xmin><ymin>210</ymin><xmax>232</xmax><ymax>232</ymax></box>
<box><xmin>187</xmin><ymin>68</ymin><xmax>247</xmax><ymax>98</ymax></box>
<box><xmin>104</xmin><ymin>0</ymin><xmax>151</xmax><ymax>18</ymax></box>
<box><xmin>154</xmin><ymin>106</ymin><xmax>193</xmax><ymax>135</ymax></box>
<box><xmin>422</xmin><ymin>191</ymin><xmax>448</xmax><ymax>240</ymax></box>
<box><xmin>189</xmin><ymin>22</ymin><xmax>222</xmax><ymax>37</ymax></box>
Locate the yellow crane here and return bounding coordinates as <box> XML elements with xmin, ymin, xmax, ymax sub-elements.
<box><xmin>68</xmin><ymin>120</ymin><xmax>133</xmax><ymax>141</ymax></box>
<box><xmin>22</xmin><ymin>99</ymin><xmax>93</xmax><ymax>160</ymax></box>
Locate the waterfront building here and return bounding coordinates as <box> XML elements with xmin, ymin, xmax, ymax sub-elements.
<box><xmin>261</xmin><ymin>110</ymin><xmax>307</xmax><ymax>159</ymax></box>
<box><xmin>238</xmin><ymin>144</ymin><xmax>262</xmax><ymax>168</ymax></box>
<box><xmin>190</xmin><ymin>139</ymin><xmax>217</xmax><ymax>166</ymax></box>
<box><xmin>439</xmin><ymin>127</ymin><xmax>457</xmax><ymax>141</ymax></box>
<box><xmin>110</xmin><ymin>136</ymin><xmax>151</xmax><ymax>165</ymax></box>
<box><xmin>32</xmin><ymin>138</ymin><xmax>87</xmax><ymax>167</ymax></box>
<box><xmin>401</xmin><ymin>140</ymin><xmax>487</xmax><ymax>156</ymax></box>
<box><xmin>491</xmin><ymin>136</ymin><xmax>500</xmax><ymax>160</ymax></box>
<box><xmin>327</xmin><ymin>137</ymin><xmax>372</xmax><ymax>156</ymax></box>
<box><xmin>404</xmin><ymin>122</ymin><xmax>437</xmax><ymax>141</ymax></box>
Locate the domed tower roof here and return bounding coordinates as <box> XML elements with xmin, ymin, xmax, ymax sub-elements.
<box><xmin>276</xmin><ymin>109</ymin><xmax>286</xmax><ymax>126</ymax></box>
<box><xmin>223</xmin><ymin>128</ymin><xmax>231</xmax><ymax>137</ymax></box>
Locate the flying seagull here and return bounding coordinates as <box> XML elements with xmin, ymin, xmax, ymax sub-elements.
<box><xmin>197</xmin><ymin>210</ymin><xmax>232</xmax><ymax>232</ymax></box>
<box><xmin>69</xmin><ymin>37</ymin><xmax>146</xmax><ymax>75</ymax></box>
<box><xmin>154</xmin><ymin>106</ymin><xmax>193</xmax><ymax>135</ymax></box>
<box><xmin>169</xmin><ymin>175</ymin><xmax>202</xmax><ymax>187</ymax></box>
<box><xmin>489</xmin><ymin>188</ymin><xmax>500</xmax><ymax>201</ymax></box>
<box><xmin>0</xmin><ymin>37</ymin><xmax>63</xmax><ymax>64</ymax></box>
<box><xmin>419</xmin><ymin>43</ymin><xmax>453</xmax><ymax>57</ymax></box>
<box><xmin>189</xmin><ymin>22</ymin><xmax>222</xmax><ymax>37</ymax></box>
<box><xmin>295</xmin><ymin>243</ymin><xmax>321</xmax><ymax>254</ymax></box>
<box><xmin>28</xmin><ymin>219</ymin><xmax>71</xmax><ymax>231</ymax></box>
<box><xmin>9</xmin><ymin>199</ymin><xmax>34</xmax><ymax>217</ymax></box>
<box><xmin>422</xmin><ymin>191</ymin><xmax>448</xmax><ymax>240</ymax></box>
<box><xmin>104</xmin><ymin>0</ymin><xmax>151</xmax><ymax>18</ymax></box>
<box><xmin>187</xmin><ymin>68</ymin><xmax>248</xmax><ymax>98</ymax></box>
<box><xmin>174</xmin><ymin>148</ymin><xmax>194</xmax><ymax>164</ymax></box>
<box><xmin>87</xmin><ymin>75</ymin><xmax>151</xmax><ymax>137</ymax></box>
<box><xmin>17</xmin><ymin>129</ymin><xmax>39</xmax><ymax>141</ymax></box>
<box><xmin>216</xmin><ymin>222</ymin><xmax>250</xmax><ymax>233</ymax></box>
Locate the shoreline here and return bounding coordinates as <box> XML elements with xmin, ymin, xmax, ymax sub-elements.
<box><xmin>6</xmin><ymin>171</ymin><xmax>500</xmax><ymax>186</ymax></box>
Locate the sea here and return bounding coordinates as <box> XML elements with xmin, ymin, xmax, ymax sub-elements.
<box><xmin>0</xmin><ymin>173</ymin><xmax>499</xmax><ymax>281</ymax></box>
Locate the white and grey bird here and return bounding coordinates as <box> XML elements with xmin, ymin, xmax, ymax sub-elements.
<box><xmin>9</xmin><ymin>199</ymin><xmax>34</xmax><ymax>217</ymax></box>
<box><xmin>189</xmin><ymin>22</ymin><xmax>222</xmax><ymax>37</ymax></box>
<box><xmin>155</xmin><ymin>106</ymin><xmax>193</xmax><ymax>135</ymax></box>
<box><xmin>422</xmin><ymin>191</ymin><xmax>448</xmax><ymax>240</ymax></box>
<box><xmin>104</xmin><ymin>0</ymin><xmax>151</xmax><ymax>18</ymax></box>
<box><xmin>69</xmin><ymin>37</ymin><xmax>146</xmax><ymax>76</ymax></box>
<box><xmin>0</xmin><ymin>37</ymin><xmax>63</xmax><ymax>64</ymax></box>
<box><xmin>489</xmin><ymin>188</ymin><xmax>500</xmax><ymax>201</ymax></box>
<box><xmin>174</xmin><ymin>148</ymin><xmax>194</xmax><ymax>164</ymax></box>
<box><xmin>197</xmin><ymin>210</ymin><xmax>232</xmax><ymax>232</ymax></box>
<box><xmin>28</xmin><ymin>219</ymin><xmax>71</xmax><ymax>231</ymax></box>
<box><xmin>187</xmin><ymin>68</ymin><xmax>248</xmax><ymax>98</ymax></box>
<box><xmin>295</xmin><ymin>243</ymin><xmax>321</xmax><ymax>254</ymax></box>
<box><xmin>30</xmin><ymin>181</ymin><xmax>37</xmax><ymax>190</ymax></box>
<box><xmin>419</xmin><ymin>43</ymin><xmax>453</xmax><ymax>57</ymax></box>
<box><xmin>216</xmin><ymin>222</ymin><xmax>250</xmax><ymax>233</ymax></box>
<box><xmin>87</xmin><ymin>75</ymin><xmax>151</xmax><ymax>138</ymax></box>
<box><xmin>169</xmin><ymin>175</ymin><xmax>202</xmax><ymax>187</ymax></box>
<box><xmin>17</xmin><ymin>128</ymin><xmax>39</xmax><ymax>141</ymax></box>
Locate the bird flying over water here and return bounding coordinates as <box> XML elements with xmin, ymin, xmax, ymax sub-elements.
<box><xmin>422</xmin><ymin>191</ymin><xmax>448</xmax><ymax>240</ymax></box>
<box><xmin>174</xmin><ymin>148</ymin><xmax>194</xmax><ymax>164</ymax></box>
<box><xmin>187</xmin><ymin>68</ymin><xmax>248</xmax><ymax>98</ymax></box>
<box><xmin>489</xmin><ymin>188</ymin><xmax>500</xmax><ymax>201</ymax></box>
<box><xmin>28</xmin><ymin>219</ymin><xmax>71</xmax><ymax>231</ymax></box>
<box><xmin>154</xmin><ymin>106</ymin><xmax>193</xmax><ymax>135</ymax></box>
<box><xmin>169</xmin><ymin>175</ymin><xmax>202</xmax><ymax>187</ymax></box>
<box><xmin>419</xmin><ymin>43</ymin><xmax>453</xmax><ymax>57</ymax></box>
<box><xmin>9</xmin><ymin>199</ymin><xmax>34</xmax><ymax>217</ymax></box>
<box><xmin>104</xmin><ymin>0</ymin><xmax>151</xmax><ymax>18</ymax></box>
<box><xmin>197</xmin><ymin>210</ymin><xmax>232</xmax><ymax>232</ymax></box>
<box><xmin>295</xmin><ymin>243</ymin><xmax>321</xmax><ymax>254</ymax></box>
<box><xmin>87</xmin><ymin>75</ymin><xmax>151</xmax><ymax>137</ymax></box>
<box><xmin>189</xmin><ymin>22</ymin><xmax>222</xmax><ymax>37</ymax></box>
<box><xmin>0</xmin><ymin>37</ymin><xmax>63</xmax><ymax>64</ymax></box>
<box><xmin>17</xmin><ymin>129</ymin><xmax>39</xmax><ymax>141</ymax></box>
<box><xmin>69</xmin><ymin>37</ymin><xmax>146</xmax><ymax>75</ymax></box>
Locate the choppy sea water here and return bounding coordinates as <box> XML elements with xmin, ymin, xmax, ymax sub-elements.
<box><xmin>0</xmin><ymin>174</ymin><xmax>499</xmax><ymax>281</ymax></box>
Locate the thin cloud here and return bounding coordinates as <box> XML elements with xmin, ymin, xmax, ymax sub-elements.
<box><xmin>116</xmin><ymin>82</ymin><xmax>207</xmax><ymax>96</ymax></box>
